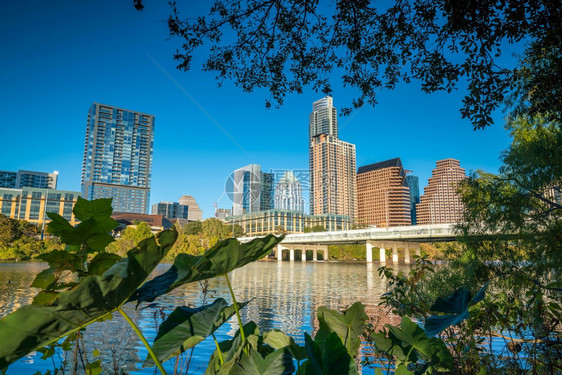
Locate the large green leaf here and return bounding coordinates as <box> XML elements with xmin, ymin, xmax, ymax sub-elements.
<box><xmin>72</xmin><ymin>197</ymin><xmax>114</xmax><ymax>223</ymax></box>
<box><xmin>146</xmin><ymin>298</ymin><xmax>248</xmax><ymax>366</ymax></box>
<box><xmin>0</xmin><ymin>229</ymin><xmax>177</xmax><ymax>370</ymax></box>
<box><xmin>46</xmin><ymin>198</ymin><xmax>118</xmax><ymax>253</ymax></box>
<box><xmin>300</xmin><ymin>332</ymin><xmax>358</xmax><ymax>375</ymax></box>
<box><xmin>263</xmin><ymin>330</ymin><xmax>307</xmax><ymax>361</ymax></box>
<box><xmin>315</xmin><ymin>302</ymin><xmax>368</xmax><ymax>357</ymax></box>
<box><xmin>387</xmin><ymin>317</ymin><xmax>452</xmax><ymax>372</ymax></box>
<box><xmin>229</xmin><ymin>349</ymin><xmax>295</xmax><ymax>375</ymax></box>
<box><xmin>205</xmin><ymin>322</ymin><xmax>260</xmax><ymax>375</ymax></box>
<box><xmin>131</xmin><ymin>235</ymin><xmax>283</xmax><ymax>304</ymax></box>
<box><xmin>370</xmin><ymin>330</ymin><xmax>412</xmax><ymax>362</ymax></box>
<box><xmin>35</xmin><ymin>250</ymin><xmax>82</xmax><ymax>271</ymax></box>
<box><xmin>87</xmin><ymin>252</ymin><xmax>122</xmax><ymax>275</ymax></box>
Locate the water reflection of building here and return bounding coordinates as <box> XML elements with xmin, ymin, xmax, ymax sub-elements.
<box><xmin>228</xmin><ymin>261</ymin><xmax>405</xmax><ymax>341</ymax></box>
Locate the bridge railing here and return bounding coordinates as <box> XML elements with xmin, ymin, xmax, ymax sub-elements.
<box><xmin>238</xmin><ymin>224</ymin><xmax>458</xmax><ymax>244</ymax></box>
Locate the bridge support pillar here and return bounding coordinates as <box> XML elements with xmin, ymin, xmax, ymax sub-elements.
<box><xmin>301</xmin><ymin>251</ymin><xmax>306</xmax><ymax>262</ymax></box>
<box><xmin>404</xmin><ymin>244</ymin><xmax>410</xmax><ymax>264</ymax></box>
<box><xmin>323</xmin><ymin>246</ymin><xmax>329</xmax><ymax>261</ymax></box>
<box><xmin>392</xmin><ymin>243</ymin><xmax>399</xmax><ymax>264</ymax></box>
<box><xmin>366</xmin><ymin>241</ymin><xmax>373</xmax><ymax>263</ymax></box>
<box><xmin>380</xmin><ymin>247</ymin><xmax>386</xmax><ymax>263</ymax></box>
<box><xmin>289</xmin><ymin>249</ymin><xmax>295</xmax><ymax>261</ymax></box>
<box><xmin>313</xmin><ymin>250</ymin><xmax>317</xmax><ymax>262</ymax></box>
<box><xmin>277</xmin><ymin>245</ymin><xmax>283</xmax><ymax>261</ymax></box>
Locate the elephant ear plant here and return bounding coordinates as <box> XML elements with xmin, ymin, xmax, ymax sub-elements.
<box><xmin>0</xmin><ymin>198</ymin><xmax>372</xmax><ymax>375</ymax></box>
<box><xmin>0</xmin><ymin>198</ymin><xmax>282</xmax><ymax>374</ymax></box>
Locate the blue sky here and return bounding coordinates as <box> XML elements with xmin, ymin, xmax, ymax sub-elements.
<box><xmin>1</xmin><ymin>1</ymin><xmax>519</xmax><ymax>218</ymax></box>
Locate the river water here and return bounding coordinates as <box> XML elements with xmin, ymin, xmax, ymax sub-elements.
<box><xmin>0</xmin><ymin>261</ymin><xmax>409</xmax><ymax>374</ymax></box>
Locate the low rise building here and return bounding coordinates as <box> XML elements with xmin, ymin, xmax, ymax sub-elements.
<box><xmin>227</xmin><ymin>209</ymin><xmax>351</xmax><ymax>236</ymax></box>
<box><xmin>215</xmin><ymin>207</ymin><xmax>232</xmax><ymax>221</ymax></box>
<box><xmin>0</xmin><ymin>169</ymin><xmax>58</xmax><ymax>189</ymax></box>
<box><xmin>112</xmin><ymin>212</ymin><xmax>173</xmax><ymax>233</ymax></box>
<box><xmin>151</xmin><ymin>201</ymin><xmax>189</xmax><ymax>220</ymax></box>
<box><xmin>0</xmin><ymin>187</ymin><xmax>80</xmax><ymax>225</ymax></box>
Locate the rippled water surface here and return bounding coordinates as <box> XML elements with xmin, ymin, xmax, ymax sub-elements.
<box><xmin>0</xmin><ymin>261</ymin><xmax>410</xmax><ymax>374</ymax></box>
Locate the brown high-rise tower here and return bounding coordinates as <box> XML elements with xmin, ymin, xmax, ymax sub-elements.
<box><xmin>357</xmin><ymin>158</ymin><xmax>412</xmax><ymax>227</ymax></box>
<box><xmin>417</xmin><ymin>158</ymin><xmax>467</xmax><ymax>224</ymax></box>
<box><xmin>309</xmin><ymin>97</ymin><xmax>357</xmax><ymax>219</ymax></box>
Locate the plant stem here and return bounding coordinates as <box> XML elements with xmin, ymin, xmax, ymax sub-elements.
<box><xmin>212</xmin><ymin>333</ymin><xmax>224</xmax><ymax>365</ymax></box>
<box><xmin>118</xmin><ymin>307</ymin><xmax>168</xmax><ymax>375</ymax></box>
<box><xmin>224</xmin><ymin>272</ymin><xmax>248</xmax><ymax>354</ymax></box>
<box><xmin>406</xmin><ymin>345</ymin><xmax>415</xmax><ymax>363</ymax></box>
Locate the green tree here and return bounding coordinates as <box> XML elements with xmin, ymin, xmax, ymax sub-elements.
<box><xmin>202</xmin><ymin>218</ymin><xmax>231</xmax><ymax>239</ymax></box>
<box><xmin>0</xmin><ymin>214</ymin><xmax>38</xmax><ymax>247</ymax></box>
<box><xmin>304</xmin><ymin>225</ymin><xmax>326</xmax><ymax>233</ymax></box>
<box><xmin>107</xmin><ymin>221</ymin><xmax>154</xmax><ymax>257</ymax></box>
<box><xmin>183</xmin><ymin>221</ymin><xmax>203</xmax><ymax>235</ymax></box>
<box><xmin>134</xmin><ymin>0</ymin><xmax>560</xmax><ymax>129</ymax></box>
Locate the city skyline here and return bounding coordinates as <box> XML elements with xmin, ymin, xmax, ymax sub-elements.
<box><xmin>1</xmin><ymin>1</ymin><xmax>515</xmax><ymax>219</ymax></box>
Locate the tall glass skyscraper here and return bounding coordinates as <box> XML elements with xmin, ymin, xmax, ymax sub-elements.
<box><xmin>406</xmin><ymin>174</ymin><xmax>420</xmax><ymax>225</ymax></box>
<box><xmin>274</xmin><ymin>171</ymin><xmax>304</xmax><ymax>212</ymax></box>
<box><xmin>231</xmin><ymin>164</ymin><xmax>274</xmax><ymax>215</ymax></box>
<box><xmin>309</xmin><ymin>97</ymin><xmax>357</xmax><ymax>218</ymax></box>
<box><xmin>81</xmin><ymin>103</ymin><xmax>154</xmax><ymax>214</ymax></box>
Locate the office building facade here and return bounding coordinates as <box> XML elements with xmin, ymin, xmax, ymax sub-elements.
<box><xmin>274</xmin><ymin>171</ymin><xmax>304</xmax><ymax>212</ymax></box>
<box><xmin>215</xmin><ymin>207</ymin><xmax>232</xmax><ymax>221</ymax></box>
<box><xmin>228</xmin><ymin>209</ymin><xmax>351</xmax><ymax>236</ymax></box>
<box><xmin>179</xmin><ymin>195</ymin><xmax>203</xmax><ymax>221</ymax></box>
<box><xmin>309</xmin><ymin>97</ymin><xmax>357</xmax><ymax>219</ymax></box>
<box><xmin>357</xmin><ymin>158</ymin><xmax>411</xmax><ymax>227</ymax></box>
<box><xmin>0</xmin><ymin>170</ymin><xmax>58</xmax><ymax>189</ymax></box>
<box><xmin>151</xmin><ymin>201</ymin><xmax>188</xmax><ymax>220</ymax></box>
<box><xmin>231</xmin><ymin>164</ymin><xmax>274</xmax><ymax>215</ymax></box>
<box><xmin>406</xmin><ymin>174</ymin><xmax>420</xmax><ymax>225</ymax></box>
<box><xmin>0</xmin><ymin>187</ymin><xmax>80</xmax><ymax>226</ymax></box>
<box><xmin>81</xmin><ymin>103</ymin><xmax>154</xmax><ymax>214</ymax></box>
<box><xmin>417</xmin><ymin>158</ymin><xmax>467</xmax><ymax>224</ymax></box>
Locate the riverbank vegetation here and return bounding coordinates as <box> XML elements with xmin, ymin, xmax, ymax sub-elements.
<box><xmin>0</xmin><ymin>215</ymin><xmax>62</xmax><ymax>261</ymax></box>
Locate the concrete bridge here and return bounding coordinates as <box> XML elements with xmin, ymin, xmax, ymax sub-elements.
<box><xmin>238</xmin><ymin>223</ymin><xmax>458</xmax><ymax>264</ymax></box>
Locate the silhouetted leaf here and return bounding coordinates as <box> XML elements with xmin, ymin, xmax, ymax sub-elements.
<box><xmin>425</xmin><ymin>310</ymin><xmax>470</xmax><ymax>337</ymax></box>
<box><xmin>426</xmin><ymin>284</ymin><xmax>488</xmax><ymax>336</ymax></box>
<box><xmin>430</xmin><ymin>287</ymin><xmax>471</xmax><ymax>314</ymax></box>
<box><xmin>469</xmin><ymin>283</ymin><xmax>488</xmax><ymax>305</ymax></box>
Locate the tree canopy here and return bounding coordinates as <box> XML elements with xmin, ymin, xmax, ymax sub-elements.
<box><xmin>135</xmin><ymin>0</ymin><xmax>560</xmax><ymax>129</ymax></box>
